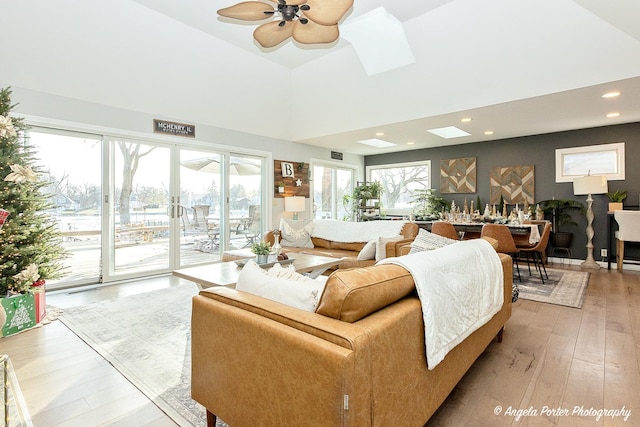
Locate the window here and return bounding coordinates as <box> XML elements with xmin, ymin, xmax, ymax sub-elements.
<box><xmin>312</xmin><ymin>161</ymin><xmax>356</xmax><ymax>220</ymax></box>
<box><xmin>367</xmin><ymin>160</ymin><xmax>431</xmax><ymax>215</ymax></box>
<box><xmin>556</xmin><ymin>142</ymin><xmax>625</xmax><ymax>183</ymax></box>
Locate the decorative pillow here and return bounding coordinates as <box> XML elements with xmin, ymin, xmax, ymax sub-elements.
<box><xmin>357</xmin><ymin>239</ymin><xmax>377</xmax><ymax>260</ymax></box>
<box><xmin>409</xmin><ymin>228</ymin><xmax>457</xmax><ymax>254</ymax></box>
<box><xmin>236</xmin><ymin>260</ymin><xmax>325</xmax><ymax>311</ymax></box>
<box><xmin>279</xmin><ymin>218</ymin><xmax>314</xmax><ymax>248</ymax></box>
<box><xmin>316</xmin><ymin>264</ymin><xmax>415</xmax><ymax>322</ymax></box>
<box><xmin>375</xmin><ymin>236</ymin><xmax>404</xmax><ymax>261</ymax></box>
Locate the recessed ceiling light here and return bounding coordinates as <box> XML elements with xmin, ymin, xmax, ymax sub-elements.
<box><xmin>606</xmin><ymin>112</ymin><xmax>621</xmax><ymax>118</ymax></box>
<box><xmin>375</xmin><ymin>132</ymin><xmax>385</xmax><ymax>136</ymax></box>
<box><xmin>460</xmin><ymin>117</ymin><xmax>472</xmax><ymax>123</ymax></box>
<box><xmin>426</xmin><ymin>126</ymin><xmax>471</xmax><ymax>139</ymax></box>
<box><xmin>357</xmin><ymin>138</ymin><xmax>396</xmax><ymax>148</ymax></box>
<box><xmin>484</xmin><ymin>130</ymin><xmax>494</xmax><ymax>135</ymax></box>
<box><xmin>602</xmin><ymin>91</ymin><xmax>621</xmax><ymax>98</ymax></box>
<box><xmin>407</xmin><ymin>141</ymin><xmax>414</xmax><ymax>145</ymax></box>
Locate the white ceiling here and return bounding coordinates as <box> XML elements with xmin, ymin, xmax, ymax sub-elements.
<box><xmin>2</xmin><ymin>0</ymin><xmax>640</xmax><ymax>156</ymax></box>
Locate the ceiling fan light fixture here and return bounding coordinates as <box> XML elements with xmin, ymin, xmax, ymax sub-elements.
<box><xmin>218</xmin><ymin>0</ymin><xmax>352</xmax><ymax>47</ymax></box>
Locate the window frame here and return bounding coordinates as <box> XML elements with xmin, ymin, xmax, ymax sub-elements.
<box><xmin>366</xmin><ymin>160</ymin><xmax>431</xmax><ymax>215</ymax></box>
<box><xmin>555</xmin><ymin>142</ymin><xmax>625</xmax><ymax>183</ymax></box>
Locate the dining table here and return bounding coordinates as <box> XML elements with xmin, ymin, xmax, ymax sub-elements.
<box><xmin>417</xmin><ymin>221</ymin><xmax>542</xmax><ymax>245</ymax></box>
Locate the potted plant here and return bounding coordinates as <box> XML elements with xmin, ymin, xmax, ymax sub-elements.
<box><xmin>410</xmin><ymin>188</ymin><xmax>449</xmax><ymax>220</ymax></box>
<box><xmin>251</xmin><ymin>241</ymin><xmax>271</xmax><ymax>264</ymax></box>
<box><xmin>343</xmin><ymin>181</ymin><xmax>383</xmax><ymax>221</ymax></box>
<box><xmin>537</xmin><ymin>199</ymin><xmax>586</xmax><ymax>249</ymax></box>
<box><xmin>606</xmin><ymin>190</ymin><xmax>626</xmax><ymax>212</ymax></box>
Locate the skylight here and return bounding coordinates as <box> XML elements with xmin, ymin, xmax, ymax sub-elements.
<box><xmin>340</xmin><ymin>7</ymin><xmax>416</xmax><ymax>76</ymax></box>
<box><xmin>357</xmin><ymin>138</ymin><xmax>397</xmax><ymax>148</ymax></box>
<box><xmin>427</xmin><ymin>126</ymin><xmax>471</xmax><ymax>139</ymax></box>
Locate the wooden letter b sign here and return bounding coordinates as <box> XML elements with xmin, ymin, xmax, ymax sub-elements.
<box><xmin>281</xmin><ymin>162</ymin><xmax>295</xmax><ymax>177</ymax></box>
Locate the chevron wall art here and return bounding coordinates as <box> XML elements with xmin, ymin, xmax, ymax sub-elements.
<box><xmin>440</xmin><ymin>157</ymin><xmax>476</xmax><ymax>193</ymax></box>
<box><xmin>489</xmin><ymin>165</ymin><xmax>535</xmax><ymax>204</ymax></box>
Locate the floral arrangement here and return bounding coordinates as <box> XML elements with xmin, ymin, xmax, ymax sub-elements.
<box><xmin>9</xmin><ymin>263</ymin><xmax>44</xmax><ymax>295</ymax></box>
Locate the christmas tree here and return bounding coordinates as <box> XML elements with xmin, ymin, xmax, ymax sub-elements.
<box><xmin>0</xmin><ymin>87</ymin><xmax>68</xmax><ymax>296</ymax></box>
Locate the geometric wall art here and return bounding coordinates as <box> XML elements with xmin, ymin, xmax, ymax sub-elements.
<box><xmin>489</xmin><ymin>164</ymin><xmax>535</xmax><ymax>204</ymax></box>
<box><xmin>440</xmin><ymin>157</ymin><xmax>477</xmax><ymax>193</ymax></box>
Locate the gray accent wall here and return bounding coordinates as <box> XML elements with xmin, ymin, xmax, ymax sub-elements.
<box><xmin>366</xmin><ymin>122</ymin><xmax>640</xmax><ymax>263</ymax></box>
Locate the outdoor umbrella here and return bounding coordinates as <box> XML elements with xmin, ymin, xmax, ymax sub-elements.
<box><xmin>180</xmin><ymin>157</ymin><xmax>261</xmax><ymax>175</ymax></box>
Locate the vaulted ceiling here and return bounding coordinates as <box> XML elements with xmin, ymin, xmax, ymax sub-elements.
<box><xmin>2</xmin><ymin>0</ymin><xmax>640</xmax><ymax>155</ymax></box>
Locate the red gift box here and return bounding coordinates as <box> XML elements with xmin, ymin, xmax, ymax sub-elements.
<box><xmin>31</xmin><ymin>280</ymin><xmax>46</xmax><ymax>323</ymax></box>
<box><xmin>0</xmin><ymin>208</ymin><xmax>9</xmax><ymax>227</ymax></box>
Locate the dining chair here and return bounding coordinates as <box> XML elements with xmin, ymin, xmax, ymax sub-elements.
<box><xmin>518</xmin><ymin>221</ymin><xmax>552</xmax><ymax>283</ymax></box>
<box><xmin>480</xmin><ymin>223</ymin><xmax>521</xmax><ymax>281</ymax></box>
<box><xmin>614</xmin><ymin>210</ymin><xmax>640</xmax><ymax>272</ymax></box>
<box><xmin>431</xmin><ymin>221</ymin><xmax>460</xmax><ymax>240</ymax></box>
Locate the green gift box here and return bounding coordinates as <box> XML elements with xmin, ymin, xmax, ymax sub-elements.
<box><xmin>1</xmin><ymin>293</ymin><xmax>37</xmax><ymax>337</ymax></box>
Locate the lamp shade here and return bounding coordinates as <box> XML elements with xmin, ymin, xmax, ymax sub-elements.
<box><xmin>284</xmin><ymin>196</ymin><xmax>305</xmax><ymax>213</ymax></box>
<box><xmin>573</xmin><ymin>175</ymin><xmax>608</xmax><ymax>195</ymax></box>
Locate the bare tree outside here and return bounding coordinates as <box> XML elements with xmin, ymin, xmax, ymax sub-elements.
<box><xmin>118</xmin><ymin>142</ymin><xmax>156</xmax><ymax>224</ymax></box>
<box><xmin>370</xmin><ymin>163</ymin><xmax>430</xmax><ymax>211</ymax></box>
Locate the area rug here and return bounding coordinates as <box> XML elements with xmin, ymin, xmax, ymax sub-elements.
<box><xmin>59</xmin><ymin>283</ymin><xmax>216</xmax><ymax>427</ymax></box>
<box><xmin>516</xmin><ymin>266</ymin><xmax>590</xmax><ymax>308</ymax></box>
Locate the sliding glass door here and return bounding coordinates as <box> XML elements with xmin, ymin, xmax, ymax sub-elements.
<box><xmin>178</xmin><ymin>149</ymin><xmax>223</xmax><ymax>265</ymax></box>
<box><xmin>30</xmin><ymin>129</ymin><xmax>103</xmax><ymax>286</ymax></box>
<box><xmin>110</xmin><ymin>140</ymin><xmax>171</xmax><ymax>277</ymax></box>
<box><xmin>312</xmin><ymin>162</ymin><xmax>355</xmax><ymax>221</ymax></box>
<box><xmin>28</xmin><ymin>127</ymin><xmax>267</xmax><ymax>289</ymax></box>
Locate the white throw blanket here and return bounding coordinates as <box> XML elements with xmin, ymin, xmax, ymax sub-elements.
<box><xmin>378</xmin><ymin>239</ymin><xmax>504</xmax><ymax>369</ymax></box>
<box><xmin>311</xmin><ymin>219</ymin><xmax>406</xmax><ymax>243</ymax></box>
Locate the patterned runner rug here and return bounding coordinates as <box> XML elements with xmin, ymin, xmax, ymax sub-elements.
<box><xmin>59</xmin><ymin>283</ymin><xmax>216</xmax><ymax>426</ymax></box>
<box><xmin>516</xmin><ymin>266</ymin><xmax>590</xmax><ymax>308</ymax></box>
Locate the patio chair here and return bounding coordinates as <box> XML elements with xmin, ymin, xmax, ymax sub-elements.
<box><xmin>191</xmin><ymin>205</ymin><xmax>220</xmax><ymax>251</ymax></box>
<box><xmin>237</xmin><ymin>205</ymin><xmax>261</xmax><ymax>247</ymax></box>
<box><xmin>192</xmin><ymin>205</ymin><xmax>209</xmax><ymax>225</ymax></box>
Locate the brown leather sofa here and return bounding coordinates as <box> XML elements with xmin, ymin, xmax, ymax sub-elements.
<box><xmin>191</xmin><ymin>252</ymin><xmax>513</xmax><ymax>426</ymax></box>
<box><xmin>263</xmin><ymin>222</ymin><xmax>419</xmax><ymax>269</ymax></box>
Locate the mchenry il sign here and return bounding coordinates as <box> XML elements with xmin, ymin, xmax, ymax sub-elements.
<box><xmin>153</xmin><ymin>119</ymin><xmax>195</xmax><ymax>138</ymax></box>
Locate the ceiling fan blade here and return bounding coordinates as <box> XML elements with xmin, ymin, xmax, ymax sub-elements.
<box><xmin>292</xmin><ymin>20</ymin><xmax>339</xmax><ymax>45</ymax></box>
<box><xmin>303</xmin><ymin>0</ymin><xmax>353</xmax><ymax>26</ymax></box>
<box><xmin>217</xmin><ymin>1</ymin><xmax>274</xmax><ymax>21</ymax></box>
<box><xmin>254</xmin><ymin>21</ymin><xmax>294</xmax><ymax>48</ymax></box>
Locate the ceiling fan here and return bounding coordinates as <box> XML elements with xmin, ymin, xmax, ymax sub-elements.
<box><xmin>217</xmin><ymin>0</ymin><xmax>353</xmax><ymax>48</ymax></box>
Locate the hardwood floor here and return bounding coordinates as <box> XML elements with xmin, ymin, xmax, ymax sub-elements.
<box><xmin>2</xmin><ymin>264</ymin><xmax>639</xmax><ymax>426</ymax></box>
<box><xmin>426</xmin><ymin>264</ymin><xmax>640</xmax><ymax>427</ymax></box>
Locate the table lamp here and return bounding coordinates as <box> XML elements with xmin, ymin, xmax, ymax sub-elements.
<box><xmin>285</xmin><ymin>196</ymin><xmax>305</xmax><ymax>220</ymax></box>
<box><xmin>573</xmin><ymin>174</ymin><xmax>608</xmax><ymax>269</ymax></box>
